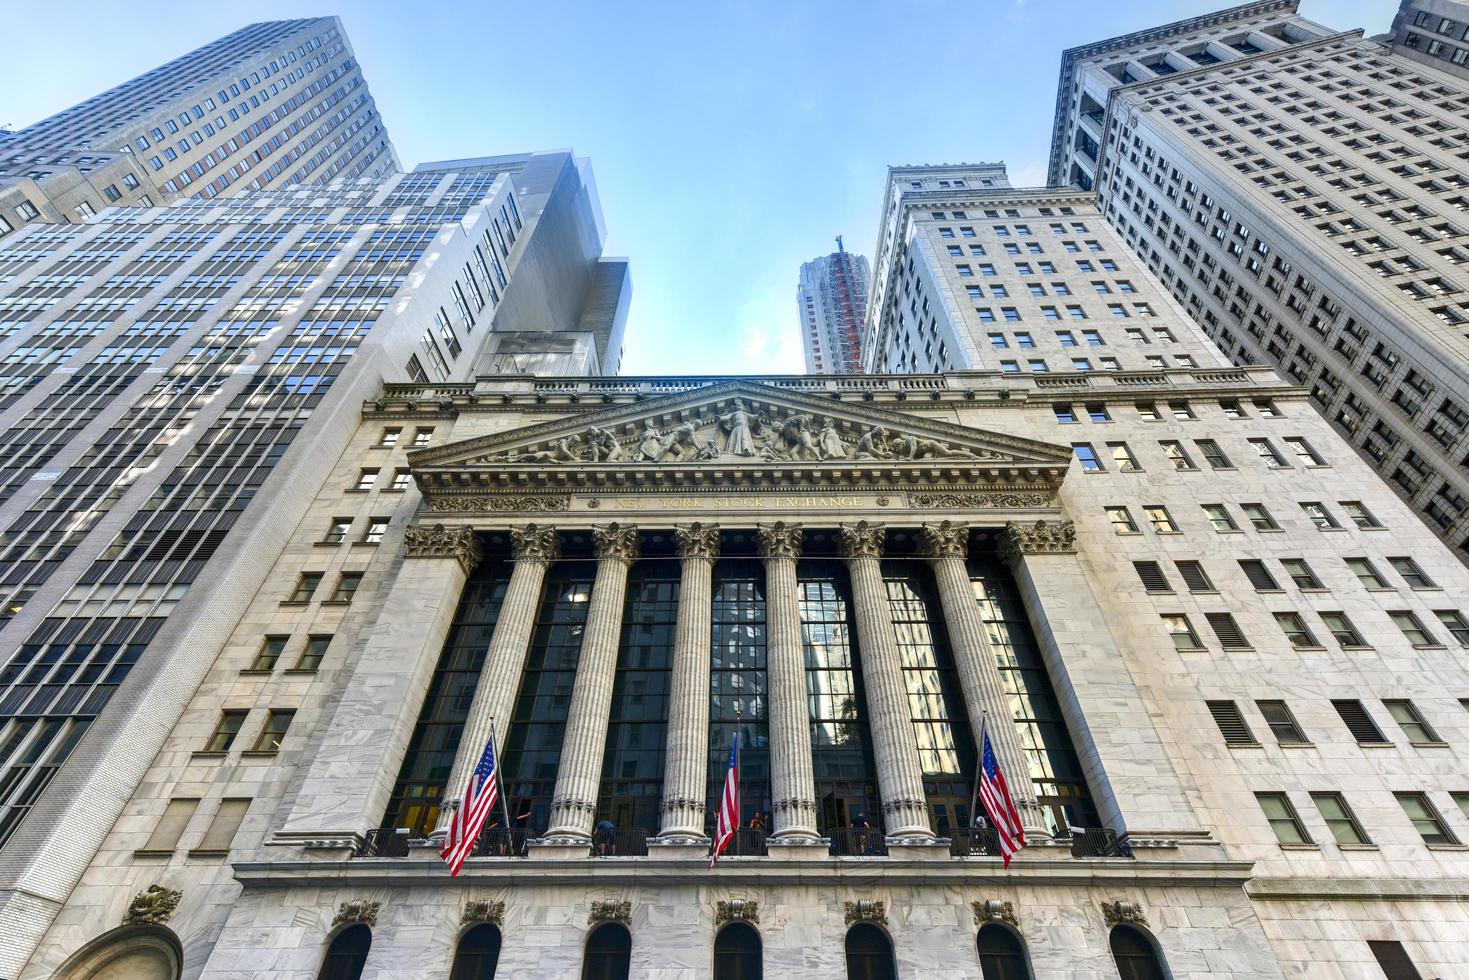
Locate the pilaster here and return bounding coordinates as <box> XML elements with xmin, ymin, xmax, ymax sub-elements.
<box><xmin>658</xmin><ymin>523</ymin><xmax>719</xmax><ymax>842</ymax></box>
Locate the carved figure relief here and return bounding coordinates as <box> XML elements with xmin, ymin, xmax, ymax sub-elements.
<box><xmin>124</xmin><ymin>885</ymin><xmax>182</xmax><ymax>926</ymax></box>
<box><xmin>717</xmin><ymin>399</ymin><xmax>757</xmax><ymax>456</ymax></box>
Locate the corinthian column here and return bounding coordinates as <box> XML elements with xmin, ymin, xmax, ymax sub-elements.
<box><xmin>659</xmin><ymin>523</ymin><xmax>719</xmax><ymax>841</ymax></box>
<box><xmin>433</xmin><ymin>524</ymin><xmax>559</xmax><ymax>838</ymax></box>
<box><xmin>920</xmin><ymin>520</ymin><xmax>1048</xmax><ymax>840</ymax></box>
<box><xmin>838</xmin><ymin>521</ymin><xmax>933</xmax><ymax>840</ymax></box>
<box><xmin>544</xmin><ymin>523</ymin><xmax>640</xmax><ymax>842</ymax></box>
<box><xmin>757</xmin><ymin>522</ymin><xmax>820</xmax><ymax>840</ymax></box>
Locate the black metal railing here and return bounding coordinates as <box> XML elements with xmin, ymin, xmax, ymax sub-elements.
<box><xmin>592</xmin><ymin>826</ymin><xmax>650</xmax><ymax>857</ymax></box>
<box><xmin>713</xmin><ymin>828</ymin><xmax>768</xmax><ymax>857</ymax></box>
<box><xmin>473</xmin><ymin>827</ymin><xmax>530</xmax><ymax>857</ymax></box>
<box><xmin>948</xmin><ymin>827</ymin><xmax>1003</xmax><ymax>857</ymax></box>
<box><xmin>1068</xmin><ymin>827</ymin><xmax>1133</xmax><ymax>858</ymax></box>
<box><xmin>828</xmin><ymin>828</ymin><xmax>887</xmax><ymax>856</ymax></box>
<box><xmin>354</xmin><ymin>828</ymin><xmax>411</xmax><ymax>857</ymax></box>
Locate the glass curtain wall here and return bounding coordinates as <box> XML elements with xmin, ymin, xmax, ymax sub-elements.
<box><xmin>705</xmin><ymin>558</ymin><xmax>770</xmax><ymax>830</ymax></box>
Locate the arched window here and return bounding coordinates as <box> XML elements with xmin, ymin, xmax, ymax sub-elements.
<box><xmin>1110</xmin><ymin>925</ymin><xmax>1168</xmax><ymax>980</ymax></box>
<box><xmin>450</xmin><ymin>923</ymin><xmax>502</xmax><ymax>980</ymax></box>
<box><xmin>582</xmin><ymin>922</ymin><xmax>632</xmax><ymax>980</ymax></box>
<box><xmin>317</xmin><ymin>924</ymin><xmax>371</xmax><ymax>980</ymax></box>
<box><xmin>977</xmin><ymin>923</ymin><xmax>1031</xmax><ymax>980</ymax></box>
<box><xmin>845</xmin><ymin>922</ymin><xmax>897</xmax><ymax>980</ymax></box>
<box><xmin>713</xmin><ymin>921</ymin><xmax>763</xmax><ymax>980</ymax></box>
<box><xmin>57</xmin><ymin>924</ymin><xmax>183</xmax><ymax>980</ymax></box>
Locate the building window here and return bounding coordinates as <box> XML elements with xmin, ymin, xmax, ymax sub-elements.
<box><xmin>976</xmin><ymin>924</ymin><xmax>1031</xmax><ymax>980</ymax></box>
<box><xmin>1388</xmin><ymin>557</ymin><xmax>1435</xmax><ymax>589</ymax></box>
<box><xmin>1384</xmin><ymin>701</ymin><xmax>1443</xmax><ymax>745</ymax></box>
<box><xmin>1281</xmin><ymin>559</ymin><xmax>1322</xmax><ymax>590</ymax></box>
<box><xmin>1311</xmin><ymin>792</ymin><xmax>1370</xmax><ymax>846</ymax></box>
<box><xmin>1249</xmin><ymin>438</ymin><xmax>1289</xmax><ymax>468</ymax></box>
<box><xmin>288</xmin><ymin>572</ymin><xmax>323</xmax><ymax>603</ymax></box>
<box><xmin>323</xmin><ymin>519</ymin><xmax>352</xmax><ymax>544</ymax></box>
<box><xmin>377</xmin><ymin>428</ymin><xmax>401</xmax><ymax>448</ymax></box>
<box><xmin>1143</xmin><ymin>506</ymin><xmax>1177</xmax><ymax>533</ymax></box>
<box><xmin>1238</xmin><ymin>560</ymin><xmax>1279</xmax><ymax>591</ymax></box>
<box><xmin>1175</xmin><ymin>561</ymin><xmax>1213</xmax><ymax>592</ymax></box>
<box><xmin>196</xmin><ymin>798</ymin><xmax>250</xmax><ymax>853</ymax></box>
<box><xmin>1240</xmin><ymin>503</ymin><xmax>1278</xmax><ymax>530</ymax></box>
<box><xmin>412</xmin><ymin>428</ymin><xmax>434</xmax><ymax>447</ymax></box>
<box><xmin>331</xmin><ymin>572</ymin><xmax>364</xmax><ymax>603</ymax></box>
<box><xmin>1300</xmin><ymin>502</ymin><xmax>1339</xmax><ymax>529</ymax></box>
<box><xmin>1320</xmin><ymin>612</ymin><xmax>1368</xmax><ymax>648</ymax></box>
<box><xmin>1133</xmin><ymin>562</ymin><xmax>1171</xmax><ymax>594</ymax></box>
<box><xmin>1434</xmin><ymin>610</ymin><xmax>1469</xmax><ymax>646</ymax></box>
<box><xmin>363</xmin><ymin>519</ymin><xmax>389</xmax><ymax>545</ymax></box>
<box><xmin>1108</xmin><ymin>442</ymin><xmax>1141</xmax><ymax>471</ymax></box>
<box><xmin>1274</xmin><ymin>612</ymin><xmax>1319</xmax><ymax>649</ymax></box>
<box><xmin>319</xmin><ymin>924</ymin><xmax>371</xmax><ymax>980</ymax></box>
<box><xmin>1196</xmin><ymin>439</ymin><xmax>1231</xmax><ymax>468</ymax></box>
<box><xmin>141</xmin><ymin>798</ymin><xmax>199</xmax><ymax>853</ymax></box>
<box><xmin>1396</xmin><ymin>792</ymin><xmax>1458</xmax><ymax>844</ymax></box>
<box><xmin>296</xmin><ymin>635</ymin><xmax>332</xmax><ymax>672</ymax></box>
<box><xmin>1345</xmin><ymin>558</ymin><xmax>1389</xmax><ymax>589</ymax></box>
<box><xmin>1257</xmin><ymin>701</ymin><xmax>1308</xmax><ymax>744</ymax></box>
<box><xmin>353</xmin><ymin>468</ymin><xmax>378</xmax><ymax>491</ymax></box>
<box><xmin>1086</xmin><ymin>403</ymin><xmax>1110</xmax><ymax>423</ymax></box>
<box><xmin>1162</xmin><ymin>614</ymin><xmax>1202</xmax><ymax>650</ymax></box>
<box><xmin>1159</xmin><ymin>440</ymin><xmax>1195</xmax><ymax>470</ymax></box>
<box><xmin>1109</xmin><ymin>925</ymin><xmax>1168</xmax><ymax>980</ymax></box>
<box><xmin>1257</xmin><ymin>792</ymin><xmax>1312</xmax><ymax>845</ymax></box>
<box><xmin>1332</xmin><ymin>700</ymin><xmax>1388</xmax><ymax>744</ymax></box>
<box><xmin>1283</xmin><ymin>437</ymin><xmax>1326</xmax><ymax>466</ymax></box>
<box><xmin>250</xmin><ymin>709</ymin><xmax>294</xmax><ymax>753</ymax></box>
<box><xmin>1202</xmin><ymin>504</ymin><xmax>1238</xmax><ymax>532</ymax></box>
<box><xmin>1053</xmin><ymin>403</ymin><xmax>1076</xmax><ymax>423</ymax></box>
<box><xmin>1367</xmin><ymin>941</ymin><xmax>1426</xmax><ymax>980</ymax></box>
<box><xmin>1072</xmin><ymin>444</ymin><xmax>1102</xmax><ymax>472</ymax></box>
<box><xmin>1340</xmin><ymin>501</ymin><xmax>1382</xmax><ymax>528</ymax></box>
<box><xmin>1205</xmin><ymin>701</ymin><xmax>1256</xmax><ymax>745</ymax></box>
<box><xmin>451</xmin><ymin>924</ymin><xmax>503</xmax><ymax>980</ymax></box>
<box><xmin>1390</xmin><ymin>610</ymin><xmax>1439</xmax><ymax>647</ymax></box>
<box><xmin>389</xmin><ymin>469</ymin><xmax>412</xmax><ymax>491</ymax></box>
<box><xmin>205</xmin><ymin>710</ymin><xmax>248</xmax><ymax>752</ymax></box>
<box><xmin>250</xmin><ymin>636</ymin><xmax>286</xmax><ymax>672</ymax></box>
<box><xmin>1205</xmin><ymin>612</ymin><xmax>1250</xmax><ymax>649</ymax></box>
<box><xmin>845</xmin><ymin>923</ymin><xmax>897</xmax><ymax>980</ymax></box>
<box><xmin>1106</xmin><ymin>506</ymin><xmax>1139</xmax><ymax>533</ymax></box>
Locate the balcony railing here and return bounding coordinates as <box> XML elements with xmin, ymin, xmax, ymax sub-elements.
<box><xmin>354</xmin><ymin>828</ymin><xmax>410</xmax><ymax>858</ymax></box>
<box><xmin>713</xmin><ymin>828</ymin><xmax>768</xmax><ymax>857</ymax></box>
<box><xmin>828</xmin><ymin>828</ymin><xmax>887</xmax><ymax>857</ymax></box>
<box><xmin>1067</xmin><ymin>827</ymin><xmax>1134</xmax><ymax>858</ymax></box>
<box><xmin>473</xmin><ymin>828</ymin><xmax>529</xmax><ymax>857</ymax></box>
<box><xmin>948</xmin><ymin>827</ymin><xmax>1003</xmax><ymax>857</ymax></box>
<box><xmin>592</xmin><ymin>826</ymin><xmax>650</xmax><ymax>857</ymax></box>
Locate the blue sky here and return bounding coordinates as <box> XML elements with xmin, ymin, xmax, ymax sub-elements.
<box><xmin>3</xmin><ymin>1</ymin><xmax>1391</xmax><ymax>376</ymax></box>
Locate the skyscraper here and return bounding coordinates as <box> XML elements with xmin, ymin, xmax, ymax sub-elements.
<box><xmin>0</xmin><ymin>151</ymin><xmax>625</xmax><ymax>970</ymax></box>
<box><xmin>1048</xmin><ymin>0</ymin><xmax>1469</xmax><ymax>558</ymax></box>
<box><xmin>0</xmin><ymin>18</ymin><xmax>398</xmax><ymax>239</ymax></box>
<box><xmin>796</xmin><ymin>240</ymin><xmax>869</xmax><ymax>373</ymax></box>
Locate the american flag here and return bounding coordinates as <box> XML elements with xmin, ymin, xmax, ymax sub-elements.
<box><xmin>440</xmin><ymin>734</ymin><xmax>500</xmax><ymax>877</ymax></box>
<box><xmin>708</xmin><ymin>732</ymin><xmax>739</xmax><ymax>868</ymax></box>
<box><xmin>977</xmin><ymin>722</ymin><xmax>1026</xmax><ymax>867</ymax></box>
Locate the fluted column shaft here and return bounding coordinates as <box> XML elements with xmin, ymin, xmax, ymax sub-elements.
<box><xmin>839</xmin><ymin>521</ymin><xmax>933</xmax><ymax>840</ymax></box>
<box><xmin>922</xmin><ymin>521</ymin><xmax>1048</xmax><ymax>840</ymax></box>
<box><xmin>545</xmin><ymin>524</ymin><xmax>639</xmax><ymax>841</ymax></box>
<box><xmin>432</xmin><ymin>525</ymin><xmax>558</xmax><ymax>838</ymax></box>
<box><xmin>659</xmin><ymin>524</ymin><xmax>719</xmax><ymax>840</ymax></box>
<box><xmin>758</xmin><ymin>523</ymin><xmax>820</xmax><ymax>840</ymax></box>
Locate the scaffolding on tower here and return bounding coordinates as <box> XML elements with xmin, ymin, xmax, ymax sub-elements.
<box><xmin>827</xmin><ymin>235</ymin><xmax>866</xmax><ymax>373</ymax></box>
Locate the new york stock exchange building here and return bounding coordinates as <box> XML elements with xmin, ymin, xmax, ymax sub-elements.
<box><xmin>29</xmin><ymin>369</ymin><xmax>1469</xmax><ymax>980</ymax></box>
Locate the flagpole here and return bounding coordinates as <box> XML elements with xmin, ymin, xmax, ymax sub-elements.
<box><xmin>734</xmin><ymin>701</ymin><xmax>742</xmax><ymax>824</ymax></box>
<box><xmin>970</xmin><ymin>710</ymin><xmax>987</xmax><ymax>831</ymax></box>
<box><xmin>490</xmin><ymin>717</ymin><xmax>514</xmax><ymax>834</ymax></box>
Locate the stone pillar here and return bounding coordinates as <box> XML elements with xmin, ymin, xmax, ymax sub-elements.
<box><xmin>544</xmin><ymin>523</ymin><xmax>640</xmax><ymax>842</ymax></box>
<box><xmin>757</xmin><ymin>522</ymin><xmax>820</xmax><ymax>841</ymax></box>
<box><xmin>658</xmin><ymin>523</ymin><xmax>719</xmax><ymax>841</ymax></box>
<box><xmin>837</xmin><ymin>521</ymin><xmax>933</xmax><ymax>840</ymax></box>
<box><xmin>432</xmin><ymin>524</ymin><xmax>559</xmax><ymax>838</ymax></box>
<box><xmin>275</xmin><ymin>524</ymin><xmax>480</xmax><ymax>846</ymax></box>
<box><xmin>999</xmin><ymin>520</ymin><xmax>1210</xmax><ymax>842</ymax></box>
<box><xmin>920</xmin><ymin>520</ymin><xmax>1048</xmax><ymax>840</ymax></box>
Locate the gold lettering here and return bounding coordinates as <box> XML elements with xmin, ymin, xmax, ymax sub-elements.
<box><xmin>603</xmin><ymin>495</ymin><xmax>867</xmax><ymax>511</ymax></box>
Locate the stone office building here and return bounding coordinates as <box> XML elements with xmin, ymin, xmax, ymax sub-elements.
<box><xmin>18</xmin><ymin>183</ymin><xmax>1469</xmax><ymax>980</ymax></box>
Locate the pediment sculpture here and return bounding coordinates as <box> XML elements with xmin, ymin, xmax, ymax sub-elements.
<box><xmin>471</xmin><ymin>398</ymin><xmax>1006</xmax><ymax>467</ymax></box>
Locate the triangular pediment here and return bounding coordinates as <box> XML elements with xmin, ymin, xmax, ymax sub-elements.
<box><xmin>408</xmin><ymin>381</ymin><xmax>1070</xmax><ymax>495</ymax></box>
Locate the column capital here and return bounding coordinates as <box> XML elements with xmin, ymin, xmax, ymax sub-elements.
<box><xmin>998</xmin><ymin>520</ymin><xmax>1076</xmax><ymax>566</ymax></box>
<box><xmin>837</xmin><ymin>521</ymin><xmax>886</xmax><ymax>560</ymax></box>
<box><xmin>919</xmin><ymin>520</ymin><xmax>970</xmax><ymax>560</ymax></box>
<box><xmin>592</xmin><ymin>522</ymin><xmax>641</xmax><ymax>564</ymax></box>
<box><xmin>756</xmin><ymin>521</ymin><xmax>802</xmax><ymax>560</ymax></box>
<box><xmin>404</xmin><ymin>523</ymin><xmax>482</xmax><ymax>574</ymax></box>
<box><xmin>675</xmin><ymin>522</ymin><xmax>721</xmax><ymax>561</ymax></box>
<box><xmin>510</xmin><ymin>523</ymin><xmax>560</xmax><ymax>564</ymax></box>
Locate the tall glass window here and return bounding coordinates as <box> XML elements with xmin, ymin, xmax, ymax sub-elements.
<box><xmin>382</xmin><ymin>562</ymin><xmax>512</xmax><ymax>836</ymax></box>
<box><xmin>706</xmin><ymin>559</ymin><xmax>770</xmax><ymax>830</ymax></box>
<box><xmin>799</xmin><ymin>560</ymin><xmax>879</xmax><ymax>833</ymax></box>
<box><xmin>597</xmin><ymin>564</ymin><xmax>678</xmax><ymax>833</ymax></box>
<box><xmin>969</xmin><ymin>555</ymin><xmax>1098</xmax><ymax>832</ymax></box>
<box><xmin>502</xmin><ymin>561</ymin><xmax>595</xmax><ymax>834</ymax></box>
<box><xmin>882</xmin><ymin>561</ymin><xmax>975</xmax><ymax>834</ymax></box>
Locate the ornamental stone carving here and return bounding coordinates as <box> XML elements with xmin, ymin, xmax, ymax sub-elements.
<box><xmin>772</xmin><ymin>797</ymin><xmax>817</xmax><ymax>819</ymax></box>
<box><xmin>593</xmin><ymin>523</ymin><xmax>640</xmax><ymax>563</ymax></box>
<box><xmin>661</xmin><ymin>795</ymin><xmax>706</xmax><ymax>815</ymax></box>
<box><xmin>909</xmin><ymin>491</ymin><xmax>1055</xmax><ymax>509</ymax></box>
<box><xmin>1100</xmin><ymin>900</ymin><xmax>1148</xmax><ymax>928</ymax></box>
<box><xmin>675</xmin><ymin>522</ymin><xmax>720</xmax><ymax>561</ymax></box>
<box><xmin>837</xmin><ymin>521</ymin><xmax>885</xmax><ymax>560</ymax></box>
<box><xmin>716</xmin><ymin>899</ymin><xmax>760</xmax><ymax>927</ymax></box>
<box><xmin>510</xmin><ymin>524</ymin><xmax>560</xmax><ymax>563</ymax></box>
<box><xmin>998</xmin><ymin>520</ymin><xmax>1076</xmax><ymax>566</ymax></box>
<box><xmin>426</xmin><ymin>494</ymin><xmax>570</xmax><ymax>513</ymax></box>
<box><xmin>756</xmin><ymin>522</ymin><xmax>802</xmax><ymax>560</ymax></box>
<box><xmin>919</xmin><ymin>521</ymin><xmax>969</xmax><ymax>559</ymax></box>
<box><xmin>844</xmin><ymin>900</ymin><xmax>887</xmax><ymax>926</ymax></box>
<box><xmin>124</xmin><ymin>885</ymin><xmax>181</xmax><ymax>926</ymax></box>
<box><xmin>333</xmin><ymin>899</ymin><xmax>381</xmax><ymax>928</ymax></box>
<box><xmin>462</xmin><ymin>900</ymin><xmax>505</xmax><ymax>926</ymax></box>
<box><xmin>589</xmin><ymin>900</ymin><xmax>632</xmax><ymax>925</ymax></box>
<box><xmin>404</xmin><ymin>524</ymin><xmax>481</xmax><ymax>573</ymax></box>
<box><xmin>972</xmin><ymin>900</ymin><xmax>1018</xmax><ymax>927</ymax></box>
